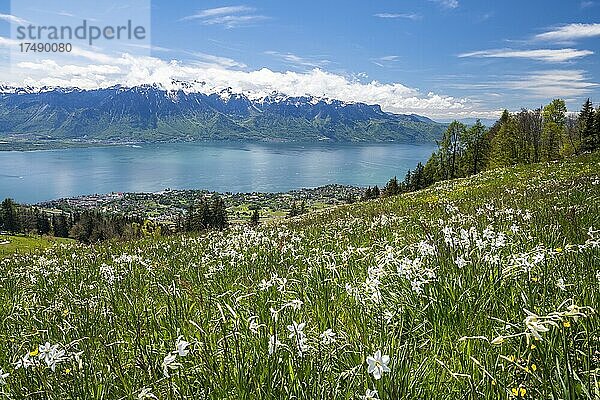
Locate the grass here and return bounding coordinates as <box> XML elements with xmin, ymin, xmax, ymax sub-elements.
<box><xmin>0</xmin><ymin>154</ymin><xmax>599</xmax><ymax>399</ymax></box>
<box><xmin>0</xmin><ymin>234</ymin><xmax>72</xmax><ymax>259</ymax></box>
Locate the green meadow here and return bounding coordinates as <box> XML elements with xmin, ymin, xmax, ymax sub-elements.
<box><xmin>0</xmin><ymin>154</ymin><xmax>598</xmax><ymax>399</ymax></box>
<box><xmin>0</xmin><ymin>235</ymin><xmax>72</xmax><ymax>260</ymax></box>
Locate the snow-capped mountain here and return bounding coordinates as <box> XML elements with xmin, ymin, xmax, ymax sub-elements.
<box><xmin>0</xmin><ymin>83</ymin><xmax>445</xmax><ymax>143</ymax></box>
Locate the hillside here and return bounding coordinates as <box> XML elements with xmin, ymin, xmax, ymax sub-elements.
<box><xmin>0</xmin><ymin>85</ymin><xmax>446</xmax><ymax>145</ymax></box>
<box><xmin>0</xmin><ymin>234</ymin><xmax>72</xmax><ymax>259</ymax></box>
<box><xmin>0</xmin><ymin>154</ymin><xmax>598</xmax><ymax>398</ymax></box>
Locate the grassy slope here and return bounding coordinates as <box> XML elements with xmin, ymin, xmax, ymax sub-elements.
<box><xmin>0</xmin><ymin>154</ymin><xmax>598</xmax><ymax>399</ymax></box>
<box><xmin>0</xmin><ymin>234</ymin><xmax>72</xmax><ymax>259</ymax></box>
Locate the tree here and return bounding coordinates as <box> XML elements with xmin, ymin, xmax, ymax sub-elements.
<box><xmin>186</xmin><ymin>203</ymin><xmax>199</xmax><ymax>231</ymax></box>
<box><xmin>140</xmin><ymin>220</ymin><xmax>161</xmax><ymax>238</ymax></box>
<box><xmin>438</xmin><ymin>121</ymin><xmax>467</xmax><ymax>179</ymax></box>
<box><xmin>594</xmin><ymin>107</ymin><xmax>600</xmax><ymax>151</ymax></box>
<box><xmin>1</xmin><ymin>198</ymin><xmax>19</xmax><ymax>233</ymax></box>
<box><xmin>250</xmin><ymin>209</ymin><xmax>260</xmax><ymax>226</ymax></box>
<box><xmin>422</xmin><ymin>152</ymin><xmax>442</xmax><ymax>184</ymax></box>
<box><xmin>287</xmin><ymin>202</ymin><xmax>298</xmax><ymax>218</ymax></box>
<box><xmin>382</xmin><ymin>176</ymin><xmax>400</xmax><ymax>197</ymax></box>
<box><xmin>35</xmin><ymin>210</ymin><xmax>51</xmax><ymax>235</ymax></box>
<box><xmin>489</xmin><ymin>110</ymin><xmax>520</xmax><ymax>168</ymax></box>
<box><xmin>210</xmin><ymin>196</ymin><xmax>228</xmax><ymax>230</ymax></box>
<box><xmin>411</xmin><ymin>162</ymin><xmax>425</xmax><ymax>190</ymax></box>
<box><xmin>372</xmin><ymin>185</ymin><xmax>380</xmax><ymax>198</ymax></box>
<box><xmin>518</xmin><ymin>108</ymin><xmax>543</xmax><ymax>163</ymax></box>
<box><xmin>52</xmin><ymin>214</ymin><xmax>70</xmax><ymax>237</ymax></box>
<box><xmin>579</xmin><ymin>98</ymin><xmax>596</xmax><ymax>152</ymax></box>
<box><xmin>461</xmin><ymin>119</ymin><xmax>488</xmax><ymax>175</ymax></box>
<box><xmin>542</xmin><ymin>99</ymin><xmax>567</xmax><ymax>160</ymax></box>
<box><xmin>564</xmin><ymin>114</ymin><xmax>580</xmax><ymax>156</ymax></box>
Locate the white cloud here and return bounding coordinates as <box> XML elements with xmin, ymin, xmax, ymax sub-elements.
<box><xmin>371</xmin><ymin>55</ymin><xmax>400</xmax><ymax>68</ymax></box>
<box><xmin>181</xmin><ymin>5</ymin><xmax>268</xmax><ymax>28</ymax></box>
<box><xmin>374</xmin><ymin>13</ymin><xmax>421</xmax><ymax>20</ymax></box>
<box><xmin>429</xmin><ymin>0</ymin><xmax>459</xmax><ymax>9</ymax></box>
<box><xmin>18</xmin><ymin>59</ymin><xmax>121</xmax><ymax>77</ymax></box>
<box><xmin>459</xmin><ymin>48</ymin><xmax>593</xmax><ymax>62</ymax></box>
<box><xmin>182</xmin><ymin>6</ymin><xmax>253</xmax><ymax>20</ymax></box>
<box><xmin>502</xmin><ymin>70</ymin><xmax>599</xmax><ymax>98</ymax></box>
<box><xmin>0</xmin><ymin>13</ymin><xmax>29</xmax><ymax>25</ymax></box>
<box><xmin>188</xmin><ymin>51</ymin><xmax>247</xmax><ymax>68</ymax></box>
<box><xmin>265</xmin><ymin>51</ymin><xmax>330</xmax><ymax>69</ymax></box>
<box><xmin>123</xmin><ymin>43</ymin><xmax>173</xmax><ymax>53</ymax></box>
<box><xmin>0</xmin><ymin>36</ymin><xmax>19</xmax><ymax>47</ymax></box>
<box><xmin>442</xmin><ymin>70</ymin><xmax>599</xmax><ymax>99</ymax></box>
<box><xmin>535</xmin><ymin>23</ymin><xmax>600</xmax><ymax>42</ymax></box>
<box><xmin>0</xmin><ymin>46</ymin><xmax>486</xmax><ymax>118</ymax></box>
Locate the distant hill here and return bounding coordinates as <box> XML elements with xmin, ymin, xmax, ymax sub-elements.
<box><xmin>0</xmin><ymin>84</ymin><xmax>446</xmax><ymax>144</ymax></box>
<box><xmin>438</xmin><ymin>117</ymin><xmax>499</xmax><ymax>127</ymax></box>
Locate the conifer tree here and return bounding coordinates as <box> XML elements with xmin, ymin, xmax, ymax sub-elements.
<box><xmin>372</xmin><ymin>185</ymin><xmax>380</xmax><ymax>198</ymax></box>
<box><xmin>1</xmin><ymin>198</ymin><xmax>19</xmax><ymax>233</ymax></box>
<box><xmin>383</xmin><ymin>176</ymin><xmax>400</xmax><ymax>197</ymax></box>
<box><xmin>250</xmin><ymin>209</ymin><xmax>260</xmax><ymax>225</ymax></box>
<box><xmin>594</xmin><ymin>107</ymin><xmax>600</xmax><ymax>150</ymax></box>
<box><xmin>579</xmin><ymin>99</ymin><xmax>596</xmax><ymax>151</ymax></box>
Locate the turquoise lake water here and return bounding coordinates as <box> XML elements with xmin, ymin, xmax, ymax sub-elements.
<box><xmin>0</xmin><ymin>142</ymin><xmax>436</xmax><ymax>203</ymax></box>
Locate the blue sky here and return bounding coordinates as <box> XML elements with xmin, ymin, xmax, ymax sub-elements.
<box><xmin>0</xmin><ymin>0</ymin><xmax>599</xmax><ymax>120</ymax></box>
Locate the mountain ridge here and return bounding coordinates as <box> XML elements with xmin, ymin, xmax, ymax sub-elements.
<box><xmin>0</xmin><ymin>83</ymin><xmax>446</xmax><ymax>144</ymax></box>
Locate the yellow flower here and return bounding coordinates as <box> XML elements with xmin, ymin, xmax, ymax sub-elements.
<box><xmin>555</xmin><ymin>247</ymin><xmax>563</xmax><ymax>253</ymax></box>
<box><xmin>530</xmin><ymin>344</ymin><xmax>536</xmax><ymax>350</ymax></box>
<box><xmin>62</xmin><ymin>309</ymin><xmax>69</xmax><ymax>317</ymax></box>
<box><xmin>531</xmin><ymin>364</ymin><xmax>537</xmax><ymax>372</ymax></box>
<box><xmin>511</xmin><ymin>386</ymin><xmax>527</xmax><ymax>397</ymax></box>
<box><xmin>65</xmin><ymin>368</ymin><xmax>71</xmax><ymax>374</ymax></box>
<box><xmin>508</xmin><ymin>355</ymin><xmax>516</xmax><ymax>362</ymax></box>
<box><xmin>491</xmin><ymin>379</ymin><xmax>496</xmax><ymax>386</ymax></box>
<box><xmin>531</xmin><ymin>277</ymin><xmax>539</xmax><ymax>282</ymax></box>
<box><xmin>29</xmin><ymin>347</ymin><xmax>39</xmax><ymax>357</ymax></box>
<box><xmin>563</xmin><ymin>320</ymin><xmax>571</xmax><ymax>328</ymax></box>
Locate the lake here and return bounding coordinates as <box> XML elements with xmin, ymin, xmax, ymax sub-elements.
<box><xmin>0</xmin><ymin>142</ymin><xmax>436</xmax><ymax>203</ymax></box>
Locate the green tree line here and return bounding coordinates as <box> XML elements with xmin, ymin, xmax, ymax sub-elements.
<box><xmin>0</xmin><ymin>195</ymin><xmax>229</xmax><ymax>243</ymax></box>
<box><xmin>374</xmin><ymin>98</ymin><xmax>600</xmax><ymax>197</ymax></box>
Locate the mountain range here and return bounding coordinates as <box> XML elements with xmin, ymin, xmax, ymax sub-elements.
<box><xmin>0</xmin><ymin>83</ymin><xmax>446</xmax><ymax>145</ymax></box>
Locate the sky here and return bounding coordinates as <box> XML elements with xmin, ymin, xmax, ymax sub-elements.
<box><xmin>0</xmin><ymin>0</ymin><xmax>599</xmax><ymax>120</ymax></box>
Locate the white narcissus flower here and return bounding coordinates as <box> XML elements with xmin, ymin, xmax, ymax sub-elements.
<box><xmin>366</xmin><ymin>350</ymin><xmax>390</xmax><ymax>380</ymax></box>
<box><xmin>268</xmin><ymin>335</ymin><xmax>281</xmax><ymax>355</ymax></box>
<box><xmin>362</xmin><ymin>389</ymin><xmax>378</xmax><ymax>399</ymax></box>
<box><xmin>287</xmin><ymin>321</ymin><xmax>306</xmax><ymax>339</ymax></box>
<box><xmin>0</xmin><ymin>368</ymin><xmax>8</xmax><ymax>385</ymax></box>
<box><xmin>524</xmin><ymin>311</ymin><xmax>552</xmax><ymax>340</ymax></box>
<box><xmin>248</xmin><ymin>316</ymin><xmax>264</xmax><ymax>334</ymax></box>
<box><xmin>138</xmin><ymin>387</ymin><xmax>158</xmax><ymax>399</ymax></box>
<box><xmin>46</xmin><ymin>346</ymin><xmax>66</xmax><ymax>371</ymax></box>
<box><xmin>38</xmin><ymin>342</ymin><xmax>52</xmax><ymax>361</ymax></box>
<box><xmin>287</xmin><ymin>321</ymin><xmax>309</xmax><ymax>355</ymax></box>
<box><xmin>286</xmin><ymin>299</ymin><xmax>303</xmax><ymax>310</ymax></box>
<box><xmin>14</xmin><ymin>353</ymin><xmax>36</xmax><ymax>369</ymax></box>
<box><xmin>162</xmin><ymin>353</ymin><xmax>179</xmax><ymax>377</ymax></box>
<box><xmin>175</xmin><ymin>336</ymin><xmax>190</xmax><ymax>357</ymax></box>
<box><xmin>455</xmin><ymin>255</ymin><xmax>468</xmax><ymax>269</ymax></box>
<box><xmin>320</xmin><ymin>329</ymin><xmax>336</xmax><ymax>344</ymax></box>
